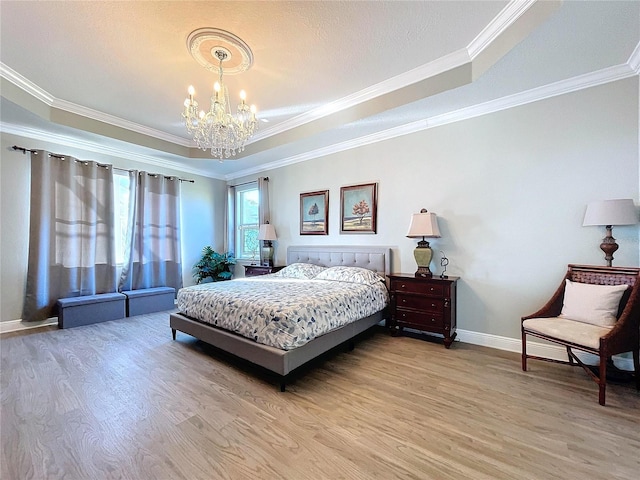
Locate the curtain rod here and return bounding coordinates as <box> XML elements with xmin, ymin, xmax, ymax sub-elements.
<box><xmin>11</xmin><ymin>145</ymin><xmax>195</xmax><ymax>183</ymax></box>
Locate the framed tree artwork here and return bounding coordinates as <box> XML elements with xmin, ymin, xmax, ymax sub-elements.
<box><xmin>300</xmin><ymin>190</ymin><xmax>329</xmax><ymax>235</ymax></box>
<box><xmin>340</xmin><ymin>183</ymin><xmax>377</xmax><ymax>234</ymax></box>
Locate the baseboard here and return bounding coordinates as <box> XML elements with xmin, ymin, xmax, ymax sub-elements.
<box><xmin>0</xmin><ymin>317</ymin><xmax>635</xmax><ymax>371</ymax></box>
<box><xmin>456</xmin><ymin>329</ymin><xmax>635</xmax><ymax>371</ymax></box>
<box><xmin>0</xmin><ymin>317</ymin><xmax>58</xmax><ymax>334</ymax></box>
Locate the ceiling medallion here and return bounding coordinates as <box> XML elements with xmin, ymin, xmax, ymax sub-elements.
<box><xmin>187</xmin><ymin>28</ymin><xmax>254</xmax><ymax>75</ymax></box>
<box><xmin>182</xmin><ymin>28</ymin><xmax>258</xmax><ymax>160</ymax></box>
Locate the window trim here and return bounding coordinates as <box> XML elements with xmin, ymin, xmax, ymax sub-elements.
<box><xmin>234</xmin><ymin>182</ymin><xmax>259</xmax><ymax>260</ymax></box>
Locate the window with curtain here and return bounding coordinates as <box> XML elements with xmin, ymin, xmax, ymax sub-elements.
<box><xmin>118</xmin><ymin>171</ymin><xmax>183</xmax><ymax>292</ymax></box>
<box><xmin>23</xmin><ymin>152</ymin><xmax>184</xmax><ymax>322</ymax></box>
<box><xmin>234</xmin><ymin>182</ymin><xmax>259</xmax><ymax>260</ymax></box>
<box><xmin>23</xmin><ymin>151</ymin><xmax>117</xmax><ymax>322</ymax></box>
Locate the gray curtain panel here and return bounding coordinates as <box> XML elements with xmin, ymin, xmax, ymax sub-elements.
<box><xmin>119</xmin><ymin>172</ymin><xmax>182</xmax><ymax>292</ymax></box>
<box><xmin>258</xmin><ymin>177</ymin><xmax>270</xmax><ymax>264</ymax></box>
<box><xmin>23</xmin><ymin>150</ymin><xmax>117</xmax><ymax>322</ymax></box>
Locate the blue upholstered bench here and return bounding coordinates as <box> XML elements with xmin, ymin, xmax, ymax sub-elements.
<box><xmin>122</xmin><ymin>287</ymin><xmax>176</xmax><ymax>317</ymax></box>
<box><xmin>57</xmin><ymin>292</ymin><xmax>127</xmax><ymax>329</ymax></box>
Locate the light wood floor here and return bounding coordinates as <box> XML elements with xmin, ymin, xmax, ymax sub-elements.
<box><xmin>1</xmin><ymin>311</ymin><xmax>639</xmax><ymax>480</ymax></box>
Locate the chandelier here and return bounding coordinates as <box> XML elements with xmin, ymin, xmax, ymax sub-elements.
<box><xmin>182</xmin><ymin>30</ymin><xmax>258</xmax><ymax>160</ymax></box>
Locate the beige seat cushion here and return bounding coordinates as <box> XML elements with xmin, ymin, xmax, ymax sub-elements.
<box><xmin>523</xmin><ymin>317</ymin><xmax>612</xmax><ymax>350</ymax></box>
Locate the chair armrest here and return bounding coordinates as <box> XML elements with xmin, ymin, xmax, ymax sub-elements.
<box><xmin>601</xmin><ymin>285</ymin><xmax>640</xmax><ymax>354</ymax></box>
<box><xmin>521</xmin><ymin>277</ymin><xmax>567</xmax><ymax>322</ymax></box>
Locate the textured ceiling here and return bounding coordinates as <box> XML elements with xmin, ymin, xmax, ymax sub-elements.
<box><xmin>1</xmin><ymin>1</ymin><xmax>639</xmax><ymax>179</ymax></box>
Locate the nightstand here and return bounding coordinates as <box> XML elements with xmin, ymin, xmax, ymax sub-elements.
<box><xmin>387</xmin><ymin>273</ymin><xmax>458</xmax><ymax>348</ymax></box>
<box><xmin>244</xmin><ymin>265</ymin><xmax>284</xmax><ymax>277</ymax></box>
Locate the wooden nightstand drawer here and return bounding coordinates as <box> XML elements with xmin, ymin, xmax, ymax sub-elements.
<box><xmin>396</xmin><ymin>294</ymin><xmax>443</xmax><ymax>313</ymax></box>
<box><xmin>387</xmin><ymin>273</ymin><xmax>458</xmax><ymax>348</ymax></box>
<box><xmin>396</xmin><ymin>309</ymin><xmax>444</xmax><ymax>331</ymax></box>
<box><xmin>390</xmin><ymin>279</ymin><xmax>445</xmax><ymax>297</ymax></box>
<box><xmin>244</xmin><ymin>265</ymin><xmax>284</xmax><ymax>277</ymax></box>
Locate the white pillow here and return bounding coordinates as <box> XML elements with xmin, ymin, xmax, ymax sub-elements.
<box><xmin>559</xmin><ymin>279</ymin><xmax>628</xmax><ymax>327</ymax></box>
<box><xmin>314</xmin><ymin>266</ymin><xmax>383</xmax><ymax>285</ymax></box>
<box><xmin>271</xmin><ymin>263</ymin><xmax>326</xmax><ymax>279</ymax></box>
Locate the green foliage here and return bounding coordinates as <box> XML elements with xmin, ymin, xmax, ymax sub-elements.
<box><xmin>193</xmin><ymin>246</ymin><xmax>236</xmax><ymax>283</ymax></box>
<box><xmin>244</xmin><ymin>228</ymin><xmax>259</xmax><ymax>259</ymax></box>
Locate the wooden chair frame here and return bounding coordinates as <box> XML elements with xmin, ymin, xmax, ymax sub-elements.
<box><xmin>521</xmin><ymin>264</ymin><xmax>640</xmax><ymax>406</ymax></box>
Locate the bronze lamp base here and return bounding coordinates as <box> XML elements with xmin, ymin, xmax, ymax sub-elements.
<box><xmin>599</xmin><ymin>225</ymin><xmax>618</xmax><ymax>267</ymax></box>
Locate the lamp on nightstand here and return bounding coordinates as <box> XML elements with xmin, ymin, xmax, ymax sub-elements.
<box><xmin>406</xmin><ymin>208</ymin><xmax>441</xmax><ymax>277</ymax></box>
<box><xmin>582</xmin><ymin>199</ymin><xmax>637</xmax><ymax>266</ymax></box>
<box><xmin>258</xmin><ymin>223</ymin><xmax>277</xmax><ymax>267</ymax></box>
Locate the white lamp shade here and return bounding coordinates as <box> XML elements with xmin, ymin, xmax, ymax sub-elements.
<box><xmin>583</xmin><ymin>199</ymin><xmax>637</xmax><ymax>226</ymax></box>
<box><xmin>258</xmin><ymin>224</ymin><xmax>277</xmax><ymax>240</ymax></box>
<box><xmin>406</xmin><ymin>211</ymin><xmax>441</xmax><ymax>238</ymax></box>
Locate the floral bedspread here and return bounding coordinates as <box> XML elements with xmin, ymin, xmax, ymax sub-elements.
<box><xmin>176</xmin><ymin>276</ymin><xmax>389</xmax><ymax>350</ymax></box>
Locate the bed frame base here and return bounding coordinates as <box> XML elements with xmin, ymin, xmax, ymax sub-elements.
<box><xmin>170</xmin><ymin>311</ymin><xmax>384</xmax><ymax>390</ymax></box>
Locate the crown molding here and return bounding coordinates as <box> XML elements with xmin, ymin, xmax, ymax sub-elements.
<box><xmin>0</xmin><ymin>63</ymin><xmax>54</xmax><ymax>105</ymax></box>
<box><xmin>253</xmin><ymin>1</ymin><xmax>554</xmax><ymax>144</ymax></box>
<box><xmin>426</xmin><ymin>63</ymin><xmax>636</xmax><ymax>130</ymax></box>
<box><xmin>52</xmin><ymin>98</ymin><xmax>193</xmax><ymax>147</ymax></box>
<box><xmin>1</xmin><ymin>61</ymin><xmax>193</xmax><ymax>148</ymax></box>
<box><xmin>4</xmin><ymin>50</ymin><xmax>467</xmax><ymax>152</ymax></box>
<box><xmin>0</xmin><ymin>122</ymin><xmax>223</xmax><ymax>180</ymax></box>
<box><xmin>250</xmin><ymin>48</ymin><xmax>472</xmax><ymax>143</ymax></box>
<box><xmin>227</xmin><ymin>62</ymin><xmax>638</xmax><ymax>180</ymax></box>
<box><xmin>629</xmin><ymin>41</ymin><xmax>640</xmax><ymax>74</ymax></box>
<box><xmin>226</xmin><ymin>126</ymin><xmax>418</xmax><ymax>180</ymax></box>
<box><xmin>467</xmin><ymin>0</ymin><xmax>538</xmax><ymax>60</ymax></box>
<box><xmin>5</xmin><ymin>57</ymin><xmax>634</xmax><ymax>184</ymax></box>
<box><xmin>3</xmin><ymin>45</ymin><xmax>470</xmax><ymax>154</ymax></box>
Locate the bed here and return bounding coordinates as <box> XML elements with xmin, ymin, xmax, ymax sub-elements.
<box><xmin>170</xmin><ymin>245</ymin><xmax>391</xmax><ymax>390</ymax></box>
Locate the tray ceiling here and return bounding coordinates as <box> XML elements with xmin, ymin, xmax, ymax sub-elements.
<box><xmin>1</xmin><ymin>1</ymin><xmax>638</xmax><ymax>179</ymax></box>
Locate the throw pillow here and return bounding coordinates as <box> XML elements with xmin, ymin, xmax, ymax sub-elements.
<box><xmin>559</xmin><ymin>279</ymin><xmax>628</xmax><ymax>327</ymax></box>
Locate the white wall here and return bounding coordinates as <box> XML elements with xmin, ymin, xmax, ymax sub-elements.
<box><xmin>245</xmin><ymin>77</ymin><xmax>639</xmax><ymax>341</ymax></box>
<box><xmin>0</xmin><ymin>131</ymin><xmax>227</xmax><ymax>323</ymax></box>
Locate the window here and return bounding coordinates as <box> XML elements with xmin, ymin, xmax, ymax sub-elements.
<box><xmin>235</xmin><ymin>183</ymin><xmax>259</xmax><ymax>260</ymax></box>
<box><xmin>113</xmin><ymin>172</ymin><xmax>131</xmax><ymax>265</ymax></box>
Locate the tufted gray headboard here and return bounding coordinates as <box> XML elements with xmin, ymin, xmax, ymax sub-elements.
<box><xmin>287</xmin><ymin>245</ymin><xmax>391</xmax><ymax>277</ymax></box>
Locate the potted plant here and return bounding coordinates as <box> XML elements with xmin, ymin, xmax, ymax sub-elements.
<box><xmin>193</xmin><ymin>246</ymin><xmax>236</xmax><ymax>283</ymax></box>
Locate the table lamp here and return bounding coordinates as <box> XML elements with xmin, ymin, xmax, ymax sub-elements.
<box><xmin>258</xmin><ymin>223</ymin><xmax>277</xmax><ymax>267</ymax></box>
<box><xmin>582</xmin><ymin>199</ymin><xmax>637</xmax><ymax>266</ymax></box>
<box><xmin>406</xmin><ymin>208</ymin><xmax>441</xmax><ymax>277</ymax></box>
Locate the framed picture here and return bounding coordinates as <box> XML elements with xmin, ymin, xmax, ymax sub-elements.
<box><xmin>340</xmin><ymin>183</ymin><xmax>377</xmax><ymax>234</ymax></box>
<box><xmin>300</xmin><ymin>190</ymin><xmax>329</xmax><ymax>235</ymax></box>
